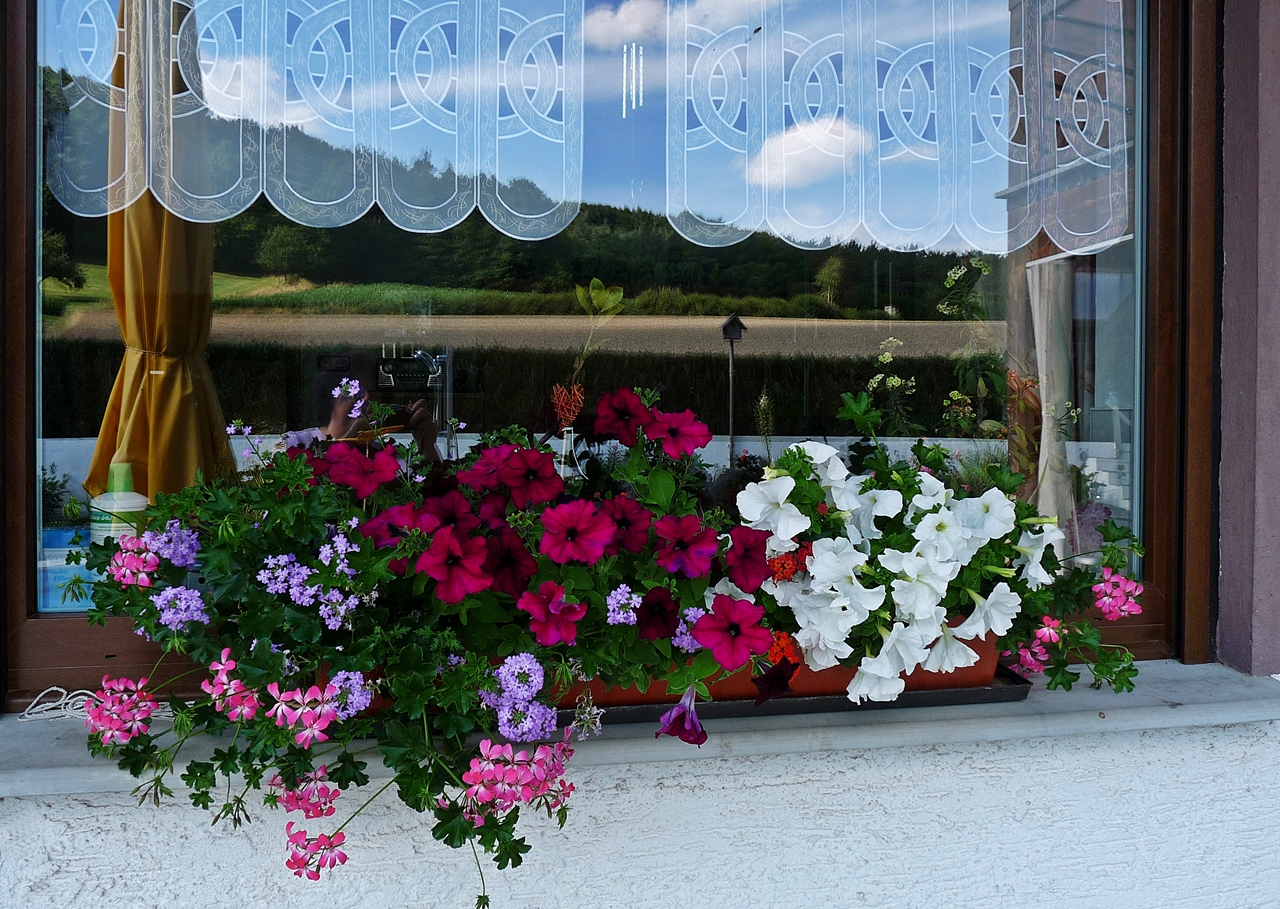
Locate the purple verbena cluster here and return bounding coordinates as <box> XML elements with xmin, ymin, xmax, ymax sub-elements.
<box><xmin>481</xmin><ymin>653</ymin><xmax>557</xmax><ymax>742</ymax></box>
<box><xmin>671</xmin><ymin>606</ymin><xmax>706</xmax><ymax>654</ymax></box>
<box><xmin>318</xmin><ymin>589</ymin><xmax>359</xmax><ymax>631</ymax></box>
<box><xmin>329</xmin><ymin>670</ymin><xmax>374</xmax><ymax>720</ymax></box>
<box><xmin>258</xmin><ymin>554</ymin><xmax>358</xmax><ymax>630</ymax></box>
<box><xmin>605</xmin><ymin>584</ymin><xmax>641</xmax><ymax>625</ymax></box>
<box><xmin>151</xmin><ymin>585</ymin><xmax>209</xmax><ymax>630</ymax></box>
<box><xmin>140</xmin><ymin>519</ymin><xmax>201</xmax><ymax>569</ymax></box>
<box><xmin>318</xmin><ymin>533</ymin><xmax>359</xmax><ymax>577</ymax></box>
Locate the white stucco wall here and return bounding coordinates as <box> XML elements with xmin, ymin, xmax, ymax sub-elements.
<box><xmin>2</xmin><ymin>716</ymin><xmax>1279</xmax><ymax>909</ymax></box>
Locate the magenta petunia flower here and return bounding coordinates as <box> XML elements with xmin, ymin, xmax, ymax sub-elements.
<box><xmin>456</xmin><ymin>444</ymin><xmax>517</xmax><ymax>492</ymax></box>
<box><xmin>484</xmin><ymin>530</ymin><xmax>539</xmax><ymax>599</ymax></box>
<box><xmin>478</xmin><ymin>492</ymin><xmax>510</xmax><ymax>531</ymax></box>
<box><xmin>692</xmin><ymin>594</ymin><xmax>774</xmax><ymax>672</ymax></box>
<box><xmin>601</xmin><ymin>494</ymin><xmax>654</xmax><ymax>555</ymax></box>
<box><xmin>593</xmin><ymin>387</ymin><xmax>655</xmax><ymax>447</ymax></box>
<box><xmin>498</xmin><ymin>448</ymin><xmax>565</xmax><ymax>507</ymax></box>
<box><xmin>414</xmin><ymin>527</ymin><xmax>492</xmax><ymax>604</ymax></box>
<box><xmin>326</xmin><ymin>444</ymin><xmax>400</xmax><ymax>499</ymax></box>
<box><xmin>517</xmin><ymin>581</ymin><xmax>588</xmax><ymax>646</ymax></box>
<box><xmin>724</xmin><ymin>525</ymin><xmax>773</xmax><ymax>593</ymax></box>
<box><xmin>539</xmin><ymin>500</ymin><xmax>616</xmax><ymax>565</ymax></box>
<box><xmin>635</xmin><ymin>586</ymin><xmax>680</xmax><ymax>641</ymax></box>
<box><xmin>654</xmin><ymin>687</ymin><xmax>707</xmax><ymax>746</ymax></box>
<box><xmin>646</xmin><ymin>409</ymin><xmax>712</xmax><ymax>459</ymax></box>
<box><xmin>421</xmin><ymin>490</ymin><xmax>482</xmax><ymax>536</ymax></box>
<box><xmin>652</xmin><ymin>514</ymin><xmax>719</xmax><ymax>578</ymax></box>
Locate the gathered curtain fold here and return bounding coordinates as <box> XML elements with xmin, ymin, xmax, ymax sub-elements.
<box><xmin>83</xmin><ymin>0</ymin><xmax>234</xmax><ymax>500</ymax></box>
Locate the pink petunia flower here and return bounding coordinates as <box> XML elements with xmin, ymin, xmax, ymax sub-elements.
<box><xmin>593</xmin><ymin>387</ymin><xmax>655</xmax><ymax>447</ymax></box>
<box><xmin>456</xmin><ymin>444</ymin><xmax>518</xmax><ymax>492</ymax></box>
<box><xmin>600</xmin><ymin>494</ymin><xmax>654</xmax><ymax>555</ymax></box>
<box><xmin>654</xmin><ymin>686</ymin><xmax>707</xmax><ymax>746</ymax></box>
<box><xmin>652</xmin><ymin>514</ymin><xmax>719</xmax><ymax>578</ymax></box>
<box><xmin>421</xmin><ymin>490</ymin><xmax>482</xmax><ymax>536</ymax></box>
<box><xmin>517</xmin><ymin>581</ymin><xmax>588</xmax><ymax>646</ymax></box>
<box><xmin>691</xmin><ymin>594</ymin><xmax>774</xmax><ymax>672</ymax></box>
<box><xmin>498</xmin><ymin>448</ymin><xmax>564</xmax><ymax>508</ymax></box>
<box><xmin>484</xmin><ymin>530</ymin><xmax>539</xmax><ymax>599</ymax></box>
<box><xmin>415</xmin><ymin>527</ymin><xmax>493</xmax><ymax>604</ymax></box>
<box><xmin>539</xmin><ymin>500</ymin><xmax>616</xmax><ymax>565</ymax></box>
<box><xmin>646</xmin><ymin>409</ymin><xmax>712</xmax><ymax>459</ymax></box>
<box><xmin>724</xmin><ymin>525</ymin><xmax>773</xmax><ymax>593</ymax></box>
<box><xmin>326</xmin><ymin>445</ymin><xmax>400</xmax><ymax>499</ymax></box>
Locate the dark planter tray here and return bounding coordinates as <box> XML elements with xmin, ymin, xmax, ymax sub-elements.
<box><xmin>561</xmin><ymin>664</ymin><xmax>1032</xmax><ymax>727</ymax></box>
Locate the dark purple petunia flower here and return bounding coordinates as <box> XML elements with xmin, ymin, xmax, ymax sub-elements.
<box><xmin>654</xmin><ymin>687</ymin><xmax>707</xmax><ymax>746</ymax></box>
<box><xmin>751</xmin><ymin>657</ymin><xmax>799</xmax><ymax>707</ymax></box>
<box><xmin>635</xmin><ymin>587</ymin><xmax>681</xmax><ymax>641</ymax></box>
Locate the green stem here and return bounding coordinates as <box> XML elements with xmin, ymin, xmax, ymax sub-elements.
<box><xmin>332</xmin><ymin>774</ymin><xmax>399</xmax><ymax>837</ymax></box>
<box><xmin>470</xmin><ymin>840</ymin><xmax>488</xmax><ymax>904</ymax></box>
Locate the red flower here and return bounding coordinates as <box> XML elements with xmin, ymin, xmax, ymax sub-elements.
<box><xmin>652</xmin><ymin>514</ymin><xmax>719</xmax><ymax>578</ymax></box>
<box><xmin>517</xmin><ymin>581</ymin><xmax>588</xmax><ymax>646</ymax></box>
<box><xmin>385</xmin><ymin>502</ymin><xmax>442</xmax><ymax>535</ymax></box>
<box><xmin>478</xmin><ymin>493</ymin><xmax>510</xmax><ymax>531</ymax></box>
<box><xmin>539</xmin><ymin>500</ymin><xmax>616</xmax><ymax>565</ymax></box>
<box><xmin>593</xmin><ymin>387</ymin><xmax>655</xmax><ymax>447</ymax></box>
<box><xmin>724</xmin><ymin>525</ymin><xmax>773</xmax><ymax>593</ymax></box>
<box><xmin>414</xmin><ymin>527</ymin><xmax>492</xmax><ymax>604</ymax></box>
<box><xmin>484</xmin><ymin>530</ymin><xmax>538</xmax><ymax>599</ymax></box>
<box><xmin>456</xmin><ymin>444</ymin><xmax>517</xmax><ymax>492</ymax></box>
<box><xmin>635</xmin><ymin>587</ymin><xmax>680</xmax><ymax>641</ymax></box>
<box><xmin>421</xmin><ymin>490</ymin><xmax>482</xmax><ymax>536</ymax></box>
<box><xmin>326</xmin><ymin>444</ymin><xmax>400</xmax><ymax>499</ymax></box>
<box><xmin>691</xmin><ymin>595</ymin><xmax>773</xmax><ymax>672</ymax></box>
<box><xmin>498</xmin><ymin>448</ymin><xmax>565</xmax><ymax>507</ymax></box>
<box><xmin>601</xmin><ymin>494</ymin><xmax>653</xmax><ymax>555</ymax></box>
<box><xmin>287</xmin><ymin>446</ymin><xmax>328</xmax><ymax>486</ymax></box>
<box><xmin>646</xmin><ymin>409</ymin><xmax>712</xmax><ymax>459</ymax></box>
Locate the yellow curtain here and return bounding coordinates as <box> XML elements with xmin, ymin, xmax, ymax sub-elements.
<box><xmin>83</xmin><ymin>194</ymin><xmax>236</xmax><ymax>499</ymax></box>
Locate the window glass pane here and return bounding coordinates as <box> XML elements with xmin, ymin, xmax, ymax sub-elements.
<box><xmin>36</xmin><ymin>0</ymin><xmax>1142</xmax><ymax>611</ymax></box>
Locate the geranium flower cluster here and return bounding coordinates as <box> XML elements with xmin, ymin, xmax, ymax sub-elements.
<box><xmin>201</xmin><ymin>649</ymin><xmax>262</xmax><ymax>722</ymax></box>
<box><xmin>85</xmin><ymin>675</ymin><xmax>157</xmax><ymax>746</ymax></box>
<box><xmin>270</xmin><ymin>765</ymin><xmax>341</xmax><ymax>819</ymax></box>
<box><xmin>266</xmin><ymin>682</ymin><xmax>341</xmax><ymax>749</ymax></box>
<box><xmin>108</xmin><ymin>534</ymin><xmax>161</xmax><ymax>586</ymax></box>
<box><xmin>285</xmin><ymin>823</ymin><xmax>348</xmax><ymax>880</ymax></box>
<box><xmin>1093</xmin><ymin>567</ymin><xmax>1144</xmax><ymax>620</ymax></box>
<box><xmin>479</xmin><ymin>653</ymin><xmax>558</xmax><ymax>742</ymax></box>
<box><xmin>456</xmin><ymin>737</ymin><xmax>575</xmax><ymax>827</ymax></box>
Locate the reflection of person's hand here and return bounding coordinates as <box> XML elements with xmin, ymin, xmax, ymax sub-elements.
<box><xmin>407</xmin><ymin>399</ymin><xmax>442</xmax><ymax>462</ymax></box>
<box><xmin>324</xmin><ymin>394</ymin><xmax>370</xmax><ymax>440</ymax></box>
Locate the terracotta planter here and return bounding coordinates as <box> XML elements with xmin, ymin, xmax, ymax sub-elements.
<box><xmin>558</xmin><ymin>630</ymin><xmax>999</xmax><ymax>708</ymax></box>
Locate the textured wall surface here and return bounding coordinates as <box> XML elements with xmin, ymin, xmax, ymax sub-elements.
<box><xmin>2</xmin><ymin>720</ymin><xmax>1280</xmax><ymax>909</ymax></box>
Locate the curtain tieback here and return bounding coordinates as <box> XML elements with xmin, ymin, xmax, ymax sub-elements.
<box><xmin>124</xmin><ymin>346</ymin><xmax>192</xmax><ymax>359</ymax></box>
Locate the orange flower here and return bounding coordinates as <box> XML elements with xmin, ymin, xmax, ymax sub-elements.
<box><xmin>767</xmin><ymin>631</ymin><xmax>802</xmax><ymax>667</ymax></box>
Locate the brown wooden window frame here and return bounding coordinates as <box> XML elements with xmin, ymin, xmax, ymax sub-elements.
<box><xmin>0</xmin><ymin>0</ymin><xmax>1220</xmax><ymax>709</ymax></box>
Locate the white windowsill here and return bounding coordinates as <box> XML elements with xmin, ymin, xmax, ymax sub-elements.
<box><xmin>3</xmin><ymin>660</ymin><xmax>1278</xmax><ymax>798</ymax></box>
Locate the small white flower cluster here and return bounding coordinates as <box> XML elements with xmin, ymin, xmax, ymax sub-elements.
<box><xmin>737</xmin><ymin>441</ymin><xmax>1066</xmax><ymax>705</ymax></box>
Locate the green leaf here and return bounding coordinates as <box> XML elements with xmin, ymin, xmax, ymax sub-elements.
<box><xmin>648</xmin><ymin>469</ymin><xmax>676</xmax><ymax>510</ymax></box>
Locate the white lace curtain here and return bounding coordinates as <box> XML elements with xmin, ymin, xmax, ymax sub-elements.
<box><xmin>42</xmin><ymin>0</ymin><xmax>1131</xmax><ymax>251</ymax></box>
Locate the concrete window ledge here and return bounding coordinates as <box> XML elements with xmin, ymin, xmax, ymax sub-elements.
<box><xmin>3</xmin><ymin>660</ymin><xmax>1278</xmax><ymax>799</ymax></box>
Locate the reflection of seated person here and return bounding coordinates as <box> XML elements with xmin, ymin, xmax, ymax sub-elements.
<box><xmin>297</xmin><ymin>378</ymin><xmax>443</xmax><ymax>463</ymax></box>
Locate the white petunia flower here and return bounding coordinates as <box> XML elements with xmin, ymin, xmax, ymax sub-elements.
<box><xmin>953</xmin><ymin>582</ymin><xmax>1023</xmax><ymax>639</ymax></box>
<box><xmin>953</xmin><ymin>487</ymin><xmax>1018</xmax><ymax>542</ymax></box>
<box><xmin>877</xmin><ymin>622</ymin><xmax>932</xmax><ymax>675</ymax></box>
<box><xmin>921</xmin><ymin>624</ymin><xmax>981</xmax><ymax>673</ymax></box>
<box><xmin>912</xmin><ymin>507</ymin><xmax>968</xmax><ymax>562</ymax></box>
<box><xmin>737</xmin><ymin>477</ymin><xmax>811</xmax><ymax>541</ymax></box>
<box><xmin>807</xmin><ymin>537</ymin><xmax>868</xmax><ymax>586</ymax></box>
<box><xmin>790</xmin><ymin>589</ymin><xmax>862</xmax><ymax>670</ymax></box>
<box><xmin>909</xmin><ymin>472</ymin><xmax>953</xmax><ymax>521</ymax></box>
<box><xmin>1012</xmin><ymin>524</ymin><xmax>1066</xmax><ymax>590</ymax></box>
<box><xmin>833</xmin><ymin>478</ymin><xmax>903</xmax><ymax>540</ymax></box>
<box><xmin>846</xmin><ymin>653</ymin><xmax>907</xmax><ymax>703</ymax></box>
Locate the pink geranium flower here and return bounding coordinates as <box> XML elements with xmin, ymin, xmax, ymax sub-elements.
<box><xmin>646</xmin><ymin>409</ymin><xmax>712</xmax><ymax>459</ymax></box>
<box><xmin>107</xmin><ymin>535</ymin><xmax>161</xmax><ymax>587</ymax></box>
<box><xmin>85</xmin><ymin>676</ymin><xmax>157</xmax><ymax>746</ymax></box>
<box><xmin>415</xmin><ymin>527</ymin><xmax>492</xmax><ymax>604</ymax></box>
<box><xmin>1035</xmin><ymin>616</ymin><xmax>1063</xmax><ymax>643</ymax></box>
<box><xmin>724</xmin><ymin>525</ymin><xmax>773</xmax><ymax>593</ymax></box>
<box><xmin>691</xmin><ymin>594</ymin><xmax>773</xmax><ymax>672</ymax></box>
<box><xmin>517</xmin><ymin>581</ymin><xmax>588</xmax><ymax>646</ymax></box>
<box><xmin>652</xmin><ymin>514</ymin><xmax>719</xmax><ymax>578</ymax></box>
<box><xmin>601</xmin><ymin>494</ymin><xmax>653</xmax><ymax>555</ymax></box>
<box><xmin>593</xmin><ymin>387</ymin><xmax>655</xmax><ymax>447</ymax></box>
<box><xmin>285</xmin><ymin>823</ymin><xmax>348</xmax><ymax>880</ymax></box>
<box><xmin>498</xmin><ymin>448</ymin><xmax>564</xmax><ymax>507</ymax></box>
<box><xmin>539</xmin><ymin>500</ymin><xmax>616</xmax><ymax>565</ymax></box>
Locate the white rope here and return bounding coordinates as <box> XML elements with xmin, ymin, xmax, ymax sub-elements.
<box><xmin>18</xmin><ymin>686</ymin><xmax>174</xmax><ymax>721</ymax></box>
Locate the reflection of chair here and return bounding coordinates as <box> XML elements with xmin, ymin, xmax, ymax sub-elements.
<box><xmin>83</xmin><ymin>0</ymin><xmax>234</xmax><ymax>500</ymax></box>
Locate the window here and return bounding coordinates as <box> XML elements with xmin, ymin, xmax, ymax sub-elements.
<box><xmin>3</xmin><ymin>0</ymin><xmax>1217</xmax><ymax>705</ymax></box>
